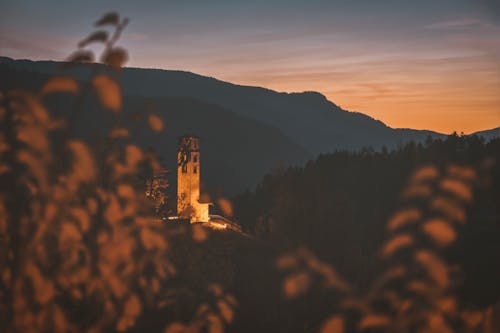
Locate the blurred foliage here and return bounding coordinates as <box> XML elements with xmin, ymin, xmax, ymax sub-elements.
<box><xmin>0</xmin><ymin>13</ymin><xmax>235</xmax><ymax>333</ymax></box>
<box><xmin>234</xmin><ymin>136</ymin><xmax>500</xmax><ymax>332</ymax></box>
<box><xmin>0</xmin><ymin>11</ymin><xmax>499</xmax><ymax>333</ymax></box>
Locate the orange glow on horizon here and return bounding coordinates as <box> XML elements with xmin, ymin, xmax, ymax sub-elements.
<box><xmin>196</xmin><ymin>54</ymin><xmax>500</xmax><ymax>134</ymax></box>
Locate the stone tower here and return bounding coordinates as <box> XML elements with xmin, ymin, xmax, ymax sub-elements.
<box><xmin>177</xmin><ymin>135</ymin><xmax>210</xmax><ymax>222</ymax></box>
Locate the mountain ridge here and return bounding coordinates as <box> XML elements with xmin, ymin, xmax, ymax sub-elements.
<box><xmin>1</xmin><ymin>56</ymin><xmax>498</xmax><ymax>194</ymax></box>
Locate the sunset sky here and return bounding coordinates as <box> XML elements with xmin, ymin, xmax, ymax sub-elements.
<box><xmin>1</xmin><ymin>0</ymin><xmax>499</xmax><ymax>134</ymax></box>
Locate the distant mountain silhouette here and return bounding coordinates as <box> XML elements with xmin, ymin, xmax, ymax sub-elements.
<box><xmin>0</xmin><ymin>56</ymin><xmax>447</xmax><ymax>153</ymax></box>
<box><xmin>473</xmin><ymin>127</ymin><xmax>500</xmax><ymax>141</ymax></box>
<box><xmin>1</xmin><ymin>56</ymin><xmax>496</xmax><ymax>194</ymax></box>
<box><xmin>0</xmin><ymin>59</ymin><xmax>310</xmax><ymax>195</ymax></box>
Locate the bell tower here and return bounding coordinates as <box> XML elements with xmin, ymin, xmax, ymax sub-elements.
<box><xmin>177</xmin><ymin>135</ymin><xmax>209</xmax><ymax>222</ymax></box>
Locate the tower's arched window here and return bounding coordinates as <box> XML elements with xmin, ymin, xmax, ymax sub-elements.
<box><xmin>193</xmin><ymin>155</ymin><xmax>198</xmax><ymax>163</ymax></box>
<box><xmin>182</xmin><ymin>164</ymin><xmax>187</xmax><ymax>173</ymax></box>
<box><xmin>193</xmin><ymin>166</ymin><xmax>197</xmax><ymax>173</ymax></box>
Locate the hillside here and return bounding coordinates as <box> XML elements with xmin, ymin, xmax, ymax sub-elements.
<box><xmin>2</xmin><ymin>56</ymin><xmax>497</xmax><ymax>195</ymax></box>
<box><xmin>0</xmin><ymin>65</ymin><xmax>311</xmax><ymax>195</ymax></box>
<box><xmin>0</xmin><ymin>56</ymin><xmax>446</xmax><ymax>155</ymax></box>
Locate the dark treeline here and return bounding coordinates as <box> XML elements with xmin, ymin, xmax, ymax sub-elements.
<box><xmin>233</xmin><ymin>134</ymin><xmax>500</xmax><ymax>307</ymax></box>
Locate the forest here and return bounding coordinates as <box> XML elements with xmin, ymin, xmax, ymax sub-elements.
<box><xmin>234</xmin><ymin>135</ymin><xmax>500</xmax><ymax>304</ymax></box>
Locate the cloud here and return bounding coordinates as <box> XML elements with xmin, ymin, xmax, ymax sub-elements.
<box><xmin>425</xmin><ymin>18</ymin><xmax>489</xmax><ymax>30</ymax></box>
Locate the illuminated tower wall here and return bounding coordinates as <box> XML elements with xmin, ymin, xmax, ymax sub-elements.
<box><xmin>177</xmin><ymin>136</ymin><xmax>209</xmax><ymax>222</ymax></box>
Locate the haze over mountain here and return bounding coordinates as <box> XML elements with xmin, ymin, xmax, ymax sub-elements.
<box><xmin>1</xmin><ymin>56</ymin><xmax>498</xmax><ymax>194</ymax></box>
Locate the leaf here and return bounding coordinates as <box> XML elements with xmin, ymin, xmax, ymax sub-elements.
<box><xmin>283</xmin><ymin>271</ymin><xmax>310</xmax><ymax>299</ymax></box>
<box><xmin>217</xmin><ymin>300</ymin><xmax>234</xmax><ymax>323</ymax></box>
<box><xmin>25</xmin><ymin>263</ymin><xmax>55</xmax><ymax>304</ymax></box>
<box><xmin>66</xmin><ymin>50</ymin><xmax>94</xmax><ymax>64</ymax></box>
<box><xmin>109</xmin><ymin>127</ymin><xmax>129</xmax><ymax>138</ymax></box>
<box><xmin>78</xmin><ymin>30</ymin><xmax>108</xmax><ymax>48</ymax></box>
<box><xmin>427</xmin><ymin>313</ymin><xmax>453</xmax><ymax>333</ymax></box>
<box><xmin>164</xmin><ymin>323</ymin><xmax>187</xmax><ymax>333</ymax></box>
<box><xmin>68</xmin><ymin>140</ymin><xmax>96</xmax><ymax>183</ymax></box>
<box><xmin>124</xmin><ymin>295</ymin><xmax>141</xmax><ymax>317</ymax></box>
<box><xmin>60</xmin><ymin>222</ymin><xmax>82</xmax><ymax>242</ymax></box>
<box><xmin>140</xmin><ymin>228</ymin><xmax>167</xmax><ymax>250</ymax></box>
<box><xmin>192</xmin><ymin>224</ymin><xmax>208</xmax><ymax>242</ymax></box>
<box><xmin>92</xmin><ymin>75</ymin><xmax>121</xmax><ymax>111</ymax></box>
<box><xmin>422</xmin><ymin>219</ymin><xmax>456</xmax><ymax>247</ymax></box>
<box><xmin>95</xmin><ymin>12</ymin><xmax>120</xmax><ymax>26</ymax></box>
<box><xmin>148</xmin><ymin>114</ymin><xmax>164</xmax><ymax>132</ymax></box>
<box><xmin>125</xmin><ymin>144</ymin><xmax>143</xmax><ymax>167</ymax></box>
<box><xmin>217</xmin><ymin>198</ymin><xmax>233</xmax><ymax>216</ymax></box>
<box><xmin>381</xmin><ymin>234</ymin><xmax>413</xmax><ymax>257</ymax></box>
<box><xmin>387</xmin><ymin>208</ymin><xmax>421</xmax><ymax>231</ymax></box>
<box><xmin>431</xmin><ymin>196</ymin><xmax>466</xmax><ymax>223</ymax></box>
<box><xmin>321</xmin><ymin>316</ymin><xmax>344</xmax><ymax>333</ymax></box>
<box><xmin>276</xmin><ymin>254</ymin><xmax>299</xmax><ymax>270</ymax></box>
<box><xmin>440</xmin><ymin>178</ymin><xmax>472</xmax><ymax>202</ymax></box>
<box><xmin>447</xmin><ymin>165</ymin><xmax>476</xmax><ymax>182</ymax></box>
<box><xmin>358</xmin><ymin>314</ymin><xmax>390</xmax><ymax>330</ymax></box>
<box><xmin>102</xmin><ymin>47</ymin><xmax>128</xmax><ymax>69</ymax></box>
<box><xmin>415</xmin><ymin>250</ymin><xmax>449</xmax><ymax>288</ymax></box>
<box><xmin>411</xmin><ymin>165</ymin><xmax>439</xmax><ymax>183</ymax></box>
<box><xmin>117</xmin><ymin>184</ymin><xmax>135</xmax><ymax>199</ymax></box>
<box><xmin>41</xmin><ymin>76</ymin><xmax>79</xmax><ymax>95</ymax></box>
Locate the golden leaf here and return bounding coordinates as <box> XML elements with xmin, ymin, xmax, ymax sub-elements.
<box><xmin>68</xmin><ymin>140</ymin><xmax>96</xmax><ymax>183</ymax></box>
<box><xmin>148</xmin><ymin>114</ymin><xmax>164</xmax><ymax>132</ymax></box>
<box><xmin>217</xmin><ymin>198</ymin><xmax>233</xmax><ymax>217</ymax></box>
<box><xmin>109</xmin><ymin>127</ymin><xmax>129</xmax><ymax>138</ymax></box>
<box><xmin>209</xmin><ymin>284</ymin><xmax>224</xmax><ymax>297</ymax></box>
<box><xmin>428</xmin><ymin>313</ymin><xmax>453</xmax><ymax>333</ymax></box>
<box><xmin>422</xmin><ymin>219</ymin><xmax>456</xmax><ymax>247</ymax></box>
<box><xmin>440</xmin><ymin>178</ymin><xmax>472</xmax><ymax>202</ymax></box>
<box><xmin>41</xmin><ymin>76</ymin><xmax>79</xmax><ymax>95</ymax></box>
<box><xmin>358</xmin><ymin>314</ymin><xmax>390</xmax><ymax>330</ymax></box>
<box><xmin>461</xmin><ymin>310</ymin><xmax>484</xmax><ymax>328</ymax></box>
<box><xmin>381</xmin><ymin>234</ymin><xmax>413</xmax><ymax>257</ymax></box>
<box><xmin>437</xmin><ymin>297</ymin><xmax>457</xmax><ymax>314</ymax></box>
<box><xmin>447</xmin><ymin>165</ymin><xmax>476</xmax><ymax>182</ymax></box>
<box><xmin>124</xmin><ymin>295</ymin><xmax>141</xmax><ymax>317</ymax></box>
<box><xmin>387</xmin><ymin>208</ymin><xmax>421</xmax><ymax>231</ymax></box>
<box><xmin>207</xmin><ymin>313</ymin><xmax>224</xmax><ymax>333</ymax></box>
<box><xmin>117</xmin><ymin>184</ymin><xmax>135</xmax><ymax>200</ymax></box>
<box><xmin>276</xmin><ymin>254</ymin><xmax>299</xmax><ymax>270</ymax></box>
<box><xmin>104</xmin><ymin>195</ymin><xmax>122</xmax><ymax>225</ymax></box>
<box><xmin>415</xmin><ymin>250</ymin><xmax>449</xmax><ymax>288</ymax></box>
<box><xmin>411</xmin><ymin>165</ymin><xmax>439</xmax><ymax>183</ymax></box>
<box><xmin>164</xmin><ymin>323</ymin><xmax>187</xmax><ymax>333</ymax></box>
<box><xmin>71</xmin><ymin>207</ymin><xmax>90</xmax><ymax>232</ymax></box>
<box><xmin>406</xmin><ymin>279</ymin><xmax>429</xmax><ymax>294</ymax></box>
<box><xmin>217</xmin><ymin>300</ymin><xmax>234</xmax><ymax>323</ymax></box>
<box><xmin>140</xmin><ymin>228</ymin><xmax>167</xmax><ymax>250</ymax></box>
<box><xmin>283</xmin><ymin>271</ymin><xmax>311</xmax><ymax>299</ymax></box>
<box><xmin>403</xmin><ymin>184</ymin><xmax>432</xmax><ymax>199</ymax></box>
<box><xmin>431</xmin><ymin>196</ymin><xmax>466</xmax><ymax>223</ymax></box>
<box><xmin>321</xmin><ymin>315</ymin><xmax>344</xmax><ymax>333</ymax></box>
<box><xmin>25</xmin><ymin>263</ymin><xmax>55</xmax><ymax>304</ymax></box>
<box><xmin>192</xmin><ymin>224</ymin><xmax>208</xmax><ymax>242</ymax></box>
<box><xmin>61</xmin><ymin>223</ymin><xmax>82</xmax><ymax>241</ymax></box>
<box><xmin>125</xmin><ymin>144</ymin><xmax>143</xmax><ymax>168</ymax></box>
<box><xmin>92</xmin><ymin>75</ymin><xmax>121</xmax><ymax>112</ymax></box>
